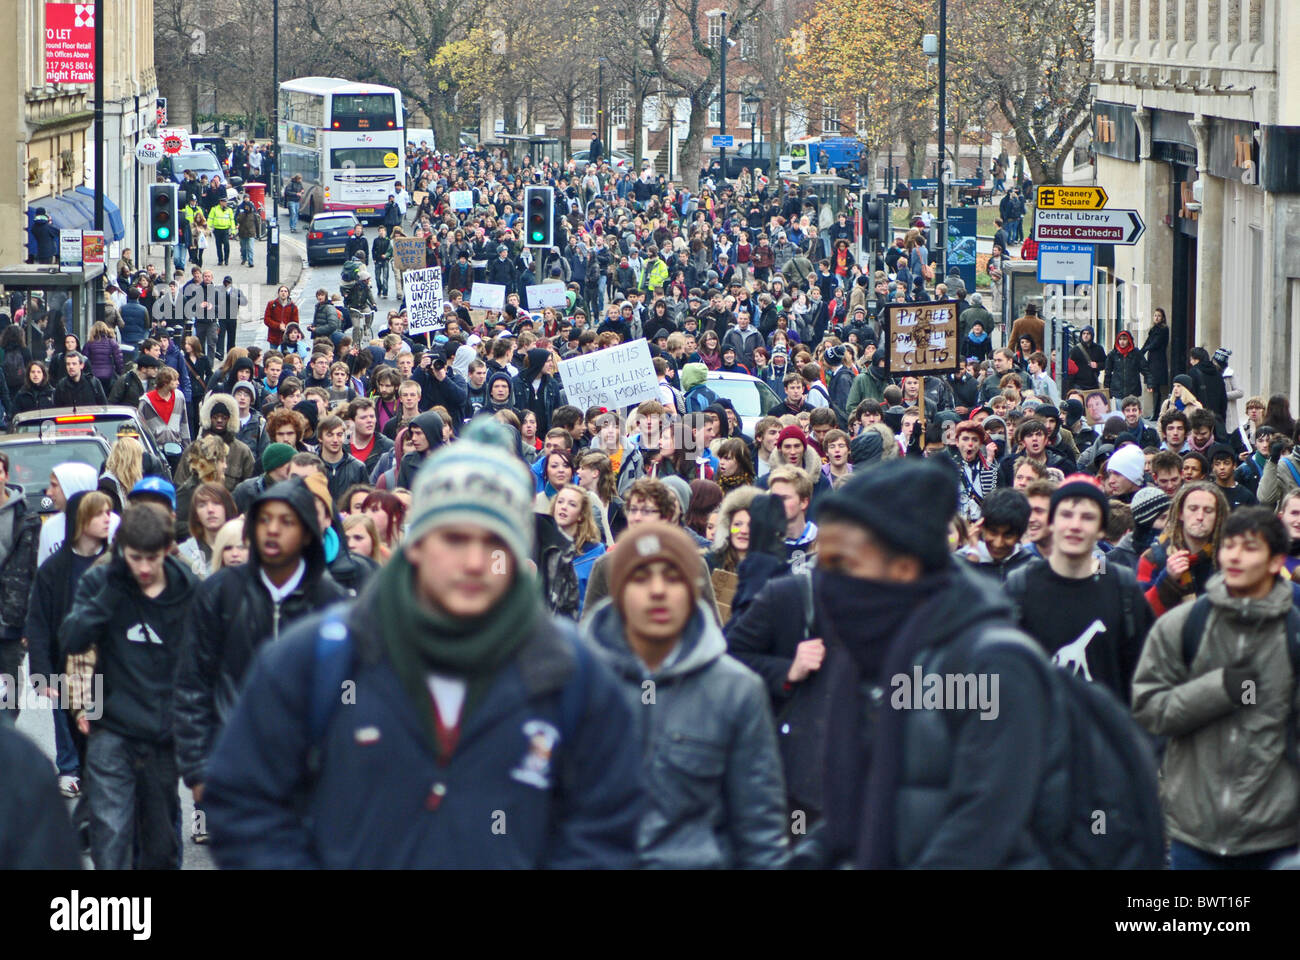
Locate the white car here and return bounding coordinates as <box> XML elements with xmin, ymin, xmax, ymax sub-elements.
<box><xmin>571</xmin><ymin>149</ymin><xmax>632</xmax><ymax>171</ymax></box>
<box><xmin>704</xmin><ymin>371</ymin><xmax>783</xmax><ymax>438</ymax></box>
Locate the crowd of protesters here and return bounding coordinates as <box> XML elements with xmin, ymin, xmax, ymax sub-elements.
<box><xmin>3</xmin><ymin>139</ymin><xmax>1300</xmax><ymax>872</ymax></box>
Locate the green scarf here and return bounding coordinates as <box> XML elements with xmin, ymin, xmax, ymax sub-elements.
<box><xmin>378</xmin><ymin>550</ymin><xmax>540</xmax><ymax>749</ymax></box>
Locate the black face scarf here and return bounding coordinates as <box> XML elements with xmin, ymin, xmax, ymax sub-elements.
<box><xmin>813</xmin><ymin>568</ymin><xmax>944</xmax><ymax>684</ymax></box>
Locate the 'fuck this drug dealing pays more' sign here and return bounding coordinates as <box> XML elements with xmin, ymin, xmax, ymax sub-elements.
<box><xmin>557</xmin><ymin>339</ymin><xmax>660</xmax><ymax>412</ymax></box>
<box><xmin>885</xmin><ymin>301</ymin><xmax>959</xmax><ymax>376</ymax></box>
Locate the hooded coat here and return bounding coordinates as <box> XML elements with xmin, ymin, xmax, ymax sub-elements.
<box><xmin>172</xmin><ymin>392</ymin><xmax>257</xmax><ymax>492</ymax></box>
<box><xmin>512</xmin><ymin>348</ymin><xmax>565</xmax><ymax>433</ymax></box>
<box><xmin>1132</xmin><ymin>573</ymin><xmax>1300</xmax><ymax>857</ymax></box>
<box><xmin>1104</xmin><ymin>332</ymin><xmax>1145</xmax><ymax>403</ymax></box>
<box><xmin>173</xmin><ymin>479</ymin><xmax>346</xmax><ymax>787</ymax></box>
<box><xmin>583</xmin><ymin>599</ymin><xmax>789</xmax><ymax>868</ymax></box>
<box><xmin>202</xmin><ymin>580</ymin><xmax>644</xmax><ymax>868</ymax></box>
<box><xmin>1067</xmin><ymin>327</ymin><xmax>1107</xmax><ymax>392</ymax></box>
<box><xmin>395</xmin><ymin>410</ymin><xmax>446</xmax><ymax>490</ymax></box>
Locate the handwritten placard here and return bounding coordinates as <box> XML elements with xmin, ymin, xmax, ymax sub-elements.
<box><xmin>526</xmin><ymin>282</ymin><xmax>569</xmax><ymax>310</ymax></box>
<box><xmin>885</xmin><ymin>300</ymin><xmax>959</xmax><ymax>375</ymax></box>
<box><xmin>392</xmin><ymin>236</ymin><xmax>427</xmax><ymax>274</ymax></box>
<box><xmin>468</xmin><ymin>283</ymin><xmax>506</xmax><ymax>311</ymax></box>
<box><xmin>557</xmin><ymin>338</ymin><xmax>660</xmax><ymax>412</ymax></box>
<box><xmin>405</xmin><ymin>266</ymin><xmax>445</xmax><ymax>335</ymax></box>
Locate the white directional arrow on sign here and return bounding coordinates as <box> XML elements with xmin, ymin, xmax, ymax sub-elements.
<box><xmin>1032</xmin><ymin>208</ymin><xmax>1146</xmax><ymax>245</ymax></box>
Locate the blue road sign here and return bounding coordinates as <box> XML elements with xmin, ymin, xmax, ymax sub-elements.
<box><xmin>1037</xmin><ymin>242</ymin><xmax>1095</xmax><ymax>284</ymax></box>
<box><xmin>712</xmin><ymin>135</ymin><xmax>734</xmax><ymax>148</ymax></box>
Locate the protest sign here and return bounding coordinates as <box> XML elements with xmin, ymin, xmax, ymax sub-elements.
<box><xmin>557</xmin><ymin>338</ymin><xmax>659</xmax><ymax>412</ymax></box>
<box><xmin>468</xmin><ymin>283</ymin><xmax>506</xmax><ymax>311</ymax></box>
<box><xmin>392</xmin><ymin>236</ymin><xmax>427</xmax><ymax>274</ymax></box>
<box><xmin>885</xmin><ymin>301</ymin><xmax>959</xmax><ymax>376</ymax></box>
<box><xmin>449</xmin><ymin>190</ymin><xmax>473</xmax><ymax>211</ymax></box>
<box><xmin>405</xmin><ymin>266</ymin><xmax>445</xmax><ymax>335</ymax></box>
<box><xmin>526</xmin><ymin>282</ymin><xmax>568</xmax><ymax>310</ymax></box>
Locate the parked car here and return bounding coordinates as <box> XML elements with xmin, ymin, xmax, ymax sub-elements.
<box><xmin>0</xmin><ymin>433</ymin><xmax>111</xmax><ymax>514</ymax></box>
<box><xmin>190</xmin><ymin>136</ymin><xmax>231</xmax><ymax>171</ymax></box>
<box><xmin>157</xmin><ymin>149</ymin><xmax>224</xmax><ymax>185</ymax></box>
<box><xmin>705</xmin><ymin>371</ymin><xmax>782</xmax><ymax>438</ymax></box>
<box><xmin>707</xmin><ymin>142</ymin><xmax>780</xmax><ymax>182</ymax></box>
<box><xmin>11</xmin><ymin>406</ymin><xmax>171</xmax><ymax>481</ymax></box>
<box><xmin>571</xmin><ymin>149</ymin><xmax>632</xmax><ymax>171</ymax></box>
<box><xmin>306</xmin><ymin>212</ymin><xmax>364</xmax><ymax>267</ymax></box>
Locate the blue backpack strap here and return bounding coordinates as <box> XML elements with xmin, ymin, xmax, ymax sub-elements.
<box><xmin>307</xmin><ymin>605</ymin><xmax>355</xmax><ymax>771</ymax></box>
<box><xmin>1285</xmin><ymin>457</ymin><xmax>1300</xmax><ymax>488</ymax></box>
<box><xmin>559</xmin><ymin>631</ymin><xmax>592</xmax><ymax>745</ymax></box>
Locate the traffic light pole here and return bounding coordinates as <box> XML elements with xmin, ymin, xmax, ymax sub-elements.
<box><xmin>93</xmin><ymin>0</ymin><xmax>104</xmax><ymax>327</ymax></box>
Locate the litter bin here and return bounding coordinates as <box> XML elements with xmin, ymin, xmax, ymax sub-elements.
<box><xmin>245</xmin><ymin>181</ymin><xmax>267</xmax><ymax>217</ymax></box>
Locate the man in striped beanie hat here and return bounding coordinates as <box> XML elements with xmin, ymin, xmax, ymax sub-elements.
<box><xmin>202</xmin><ymin>418</ymin><xmax>643</xmax><ymax>868</ymax></box>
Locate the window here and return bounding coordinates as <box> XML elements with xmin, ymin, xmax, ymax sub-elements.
<box><xmin>576</xmin><ymin>96</ymin><xmax>595</xmax><ymax>128</ymax></box>
<box><xmin>329</xmin><ymin>93</ymin><xmax>398</xmax><ymax>131</ymax></box>
<box><xmin>330</xmin><ymin>148</ymin><xmax>401</xmax><ymax>170</ymax></box>
<box><xmin>640</xmin><ymin>3</ymin><xmax>658</xmax><ymax>30</ymax></box>
<box><xmin>707</xmin><ymin>12</ymin><xmax>723</xmax><ymax>47</ymax></box>
<box><xmin>709</xmin><ymin>86</ymin><xmax>723</xmax><ymax>126</ymax></box>
<box><xmin>740</xmin><ymin>96</ymin><xmax>757</xmax><ymax>126</ymax></box>
<box><xmin>740</xmin><ymin>22</ymin><xmax>757</xmax><ymax>60</ymax></box>
<box><xmin>855</xmin><ymin>99</ymin><xmax>869</xmax><ymax>136</ymax></box>
<box><xmin>610</xmin><ymin>83</ymin><xmax>629</xmax><ymax>127</ymax></box>
<box><xmin>821</xmin><ymin>104</ymin><xmax>839</xmax><ymax>135</ymax></box>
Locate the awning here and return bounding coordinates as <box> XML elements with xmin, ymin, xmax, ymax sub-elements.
<box><xmin>38</xmin><ymin>188</ymin><xmax>125</xmax><ymax>241</ymax></box>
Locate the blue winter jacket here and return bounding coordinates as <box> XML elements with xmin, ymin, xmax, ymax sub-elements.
<box><xmin>203</xmin><ymin>591</ymin><xmax>644</xmax><ymax>869</ymax></box>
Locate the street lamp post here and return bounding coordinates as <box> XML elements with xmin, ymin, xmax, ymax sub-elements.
<box><xmin>936</xmin><ymin>0</ymin><xmax>948</xmax><ymax>281</ymax></box>
<box><xmin>718</xmin><ymin>11</ymin><xmax>727</xmax><ymax>185</ymax></box>
<box><xmin>266</xmin><ymin>0</ymin><xmax>280</xmax><ymax>285</ymax></box>
<box><xmin>597</xmin><ymin>59</ymin><xmax>605</xmax><ymax>159</ymax></box>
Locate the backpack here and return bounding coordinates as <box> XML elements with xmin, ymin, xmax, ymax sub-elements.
<box><xmin>305</xmin><ymin>605</ymin><xmax>592</xmax><ymax>773</ymax></box>
<box><xmin>964</xmin><ymin>627</ymin><xmax>1165</xmax><ymax>868</ymax></box>
<box><xmin>341</xmin><ymin>261</ymin><xmax>360</xmax><ymax>284</ymax></box>
<box><xmin>1180</xmin><ymin>594</ymin><xmax>1300</xmax><ymax>766</ymax></box>
<box><xmin>684</xmin><ymin>384</ymin><xmax>718</xmax><ymax>413</ymax></box>
<box><xmin>1</xmin><ymin>347</ymin><xmax>25</xmax><ymax>393</ymax></box>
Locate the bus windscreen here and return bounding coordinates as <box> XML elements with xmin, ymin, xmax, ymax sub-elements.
<box><xmin>330</xmin><ymin>147</ymin><xmax>400</xmax><ymax>169</ymax></box>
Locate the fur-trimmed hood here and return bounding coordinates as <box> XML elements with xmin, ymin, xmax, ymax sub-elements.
<box><xmin>200</xmin><ymin>392</ymin><xmax>239</xmax><ymax>441</ymax></box>
<box><xmin>766</xmin><ymin>440</ymin><xmax>825</xmax><ymax>483</ymax></box>
<box><xmin>710</xmin><ymin>483</ymin><xmax>763</xmax><ymax>551</ymax></box>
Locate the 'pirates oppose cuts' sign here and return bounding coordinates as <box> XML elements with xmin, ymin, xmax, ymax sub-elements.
<box><xmin>885</xmin><ymin>301</ymin><xmax>958</xmax><ymax>376</ymax></box>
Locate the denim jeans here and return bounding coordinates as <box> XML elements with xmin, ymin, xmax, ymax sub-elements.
<box><xmin>287</xmin><ymin>200</ymin><xmax>300</xmax><ymax>231</ymax></box>
<box><xmin>1169</xmin><ymin>839</ymin><xmax>1296</xmax><ymax>870</ymax></box>
<box><xmin>85</xmin><ymin>727</ymin><xmax>181</xmax><ymax>870</ymax></box>
<box><xmin>173</xmin><ymin>242</ymin><xmax>187</xmax><ymax>270</ymax></box>
<box><xmin>374</xmin><ymin>259</ymin><xmax>390</xmax><ymax>298</ymax></box>
<box><xmin>54</xmin><ymin>708</ymin><xmax>80</xmax><ymax>775</ymax></box>
<box><xmin>240</xmin><ymin>237</ymin><xmax>255</xmax><ymax>266</ymax></box>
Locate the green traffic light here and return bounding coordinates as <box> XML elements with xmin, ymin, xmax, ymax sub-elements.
<box><xmin>531</xmin><ymin>231</ymin><xmax>543</xmax><ymax>242</ymax></box>
<box><xmin>157</xmin><ymin>227</ymin><xmax>170</xmax><ymax>239</ymax></box>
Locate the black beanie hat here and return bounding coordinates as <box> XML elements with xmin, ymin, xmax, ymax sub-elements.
<box><xmin>1049</xmin><ymin>474</ymin><xmax>1110</xmax><ymax>526</ymax></box>
<box><xmin>294</xmin><ymin>399</ymin><xmax>319</xmax><ymax>432</ymax></box>
<box><xmin>819</xmin><ymin>459</ymin><xmax>957</xmax><ymax>571</ymax></box>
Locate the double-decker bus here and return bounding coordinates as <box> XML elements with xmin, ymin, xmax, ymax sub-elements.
<box><xmin>278</xmin><ymin>77</ymin><xmax>405</xmax><ymax>224</ymax></box>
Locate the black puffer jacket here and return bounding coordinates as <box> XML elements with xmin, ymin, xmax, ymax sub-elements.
<box><xmin>172</xmin><ymin>478</ymin><xmax>346</xmax><ymax>786</ymax></box>
<box><xmin>584</xmin><ymin>599</ymin><xmax>789</xmax><ymax>869</ymax></box>
<box><xmin>817</xmin><ymin>561</ymin><xmax>1064</xmax><ymax>868</ymax></box>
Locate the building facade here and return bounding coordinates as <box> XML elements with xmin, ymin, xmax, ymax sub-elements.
<box><xmin>1094</xmin><ymin>0</ymin><xmax>1300</xmax><ymax>406</ymax></box>
<box><xmin>0</xmin><ymin>0</ymin><xmax>157</xmax><ymax>268</ymax></box>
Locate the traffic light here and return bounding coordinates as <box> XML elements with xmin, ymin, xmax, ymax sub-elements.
<box><xmin>524</xmin><ymin>185</ymin><xmax>554</xmax><ymax>247</ymax></box>
<box><xmin>148</xmin><ymin>183</ymin><xmax>179</xmax><ymax>244</ymax></box>
<box><xmin>865</xmin><ymin>194</ymin><xmax>889</xmax><ymax>247</ymax></box>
